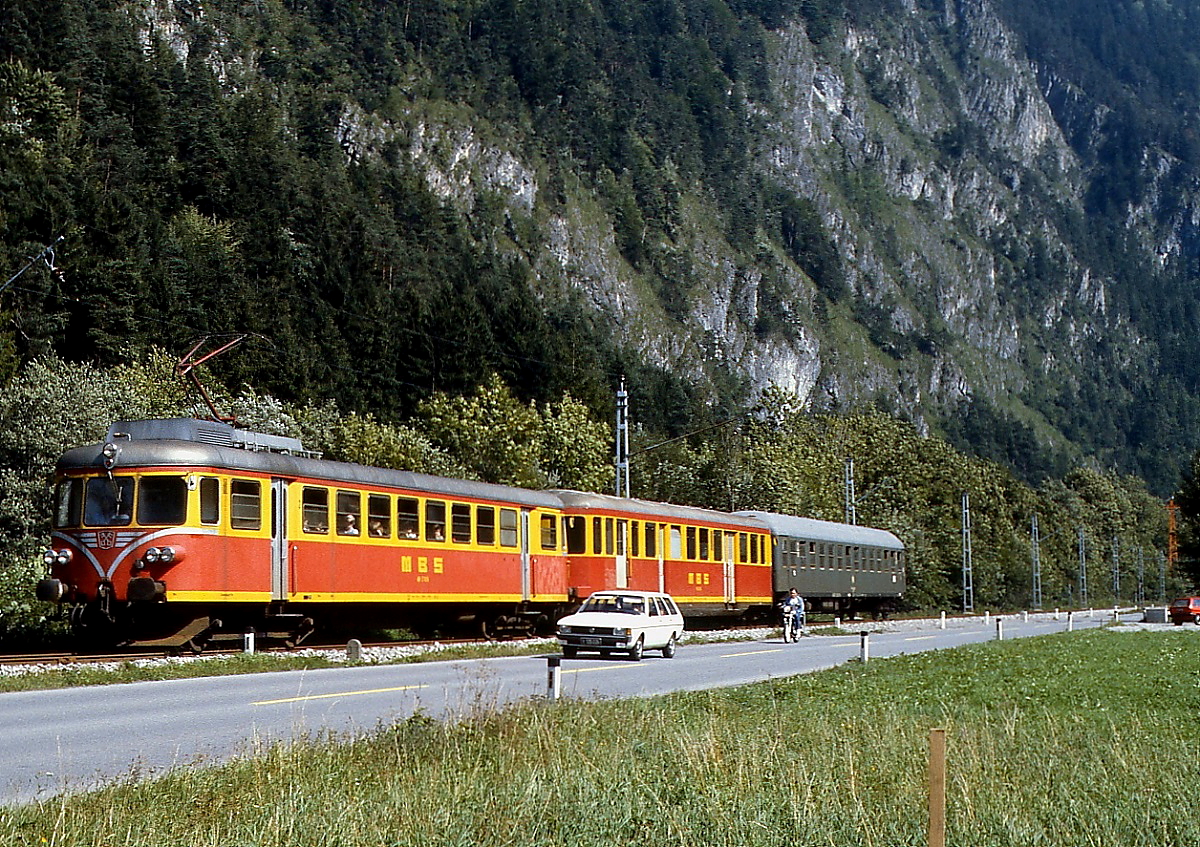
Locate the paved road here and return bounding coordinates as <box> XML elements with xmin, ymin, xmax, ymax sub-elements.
<box><xmin>0</xmin><ymin>611</ymin><xmax>1120</xmax><ymax>805</ymax></box>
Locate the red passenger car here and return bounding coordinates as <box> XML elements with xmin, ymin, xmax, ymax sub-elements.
<box><xmin>553</xmin><ymin>491</ymin><xmax>773</xmax><ymax>618</ymax></box>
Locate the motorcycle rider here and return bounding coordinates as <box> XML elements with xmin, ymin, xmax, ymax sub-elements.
<box><xmin>781</xmin><ymin>588</ymin><xmax>806</xmax><ymax>640</ymax></box>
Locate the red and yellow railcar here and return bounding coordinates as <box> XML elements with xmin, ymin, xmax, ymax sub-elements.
<box><xmin>38</xmin><ymin>419</ymin><xmax>569</xmax><ymax>646</ymax></box>
<box><xmin>553</xmin><ymin>491</ymin><xmax>773</xmax><ymax>617</ymax></box>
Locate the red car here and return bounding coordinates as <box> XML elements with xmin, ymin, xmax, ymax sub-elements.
<box><xmin>1169</xmin><ymin>597</ymin><xmax>1200</xmax><ymax>625</ymax></box>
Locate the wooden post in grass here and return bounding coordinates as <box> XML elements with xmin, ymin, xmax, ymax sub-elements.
<box><xmin>929</xmin><ymin>728</ymin><xmax>947</xmax><ymax>847</ymax></box>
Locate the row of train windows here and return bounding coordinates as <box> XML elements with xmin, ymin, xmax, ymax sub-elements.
<box><xmin>295</xmin><ymin>486</ymin><xmax>556</xmax><ymax>551</ymax></box>
<box><xmin>776</xmin><ymin>539</ymin><xmax>903</xmax><ymax>572</ymax></box>
<box><xmin>563</xmin><ymin>516</ymin><xmax>767</xmax><ymax>564</ymax></box>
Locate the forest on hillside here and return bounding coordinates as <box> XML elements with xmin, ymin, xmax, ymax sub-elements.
<box><xmin>3</xmin><ymin>0</ymin><xmax>1200</xmax><ymax>489</ymax></box>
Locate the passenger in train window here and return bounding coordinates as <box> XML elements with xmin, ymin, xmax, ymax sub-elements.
<box><xmin>369</xmin><ymin>518</ymin><xmax>386</xmax><ymax>537</ymax></box>
<box><xmin>338</xmin><ymin>513</ymin><xmax>360</xmax><ymax>535</ymax></box>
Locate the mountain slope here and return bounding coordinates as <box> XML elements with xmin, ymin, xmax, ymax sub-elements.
<box><xmin>2</xmin><ymin>0</ymin><xmax>1198</xmax><ymax>492</ymax></box>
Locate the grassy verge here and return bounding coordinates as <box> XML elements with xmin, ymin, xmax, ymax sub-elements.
<box><xmin>4</xmin><ymin>629</ymin><xmax>1198</xmax><ymax>845</ymax></box>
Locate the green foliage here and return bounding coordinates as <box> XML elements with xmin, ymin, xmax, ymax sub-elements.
<box><xmin>537</xmin><ymin>393</ymin><xmax>612</xmax><ymax>491</ymax></box>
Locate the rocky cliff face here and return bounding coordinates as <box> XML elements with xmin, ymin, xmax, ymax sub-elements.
<box><xmin>130</xmin><ymin>0</ymin><xmax>1199</xmax><ymax>485</ymax></box>
<box><xmin>372</xmin><ymin>0</ymin><xmax>1190</xmax><ymax>452</ymax></box>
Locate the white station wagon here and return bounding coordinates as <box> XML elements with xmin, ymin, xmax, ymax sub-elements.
<box><xmin>556</xmin><ymin>590</ymin><xmax>685</xmax><ymax>660</ymax></box>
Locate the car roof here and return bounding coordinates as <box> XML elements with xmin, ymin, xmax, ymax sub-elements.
<box><xmin>589</xmin><ymin>590</ymin><xmax>672</xmax><ymax>599</ymax></box>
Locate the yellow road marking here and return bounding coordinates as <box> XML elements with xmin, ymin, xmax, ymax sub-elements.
<box><xmin>253</xmin><ymin>684</ymin><xmax>426</xmax><ymax>705</ymax></box>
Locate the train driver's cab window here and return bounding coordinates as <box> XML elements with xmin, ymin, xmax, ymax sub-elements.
<box><xmin>84</xmin><ymin>477</ymin><xmax>133</xmax><ymax>527</ymax></box>
<box><xmin>136</xmin><ymin>477</ymin><xmax>187</xmax><ymax>526</ymax></box>
<box><xmin>540</xmin><ymin>513</ymin><xmax>557</xmax><ymax>551</ymax></box>
<box><xmin>367</xmin><ymin>494</ymin><xmax>390</xmax><ymax>538</ymax></box>
<box><xmin>426</xmin><ymin>500</ymin><xmax>446</xmax><ymax>542</ymax></box>
<box><xmin>565</xmin><ymin>515</ymin><xmax>586</xmax><ymax>554</ymax></box>
<box><xmin>398</xmin><ymin>498</ymin><xmax>419</xmax><ymax>539</ymax></box>
<box><xmin>54</xmin><ymin>478</ymin><xmax>82</xmax><ymax>528</ymax></box>
<box><xmin>200</xmin><ymin>477</ymin><xmax>220</xmax><ymax>525</ymax></box>
<box><xmin>451</xmin><ymin>503</ymin><xmax>471</xmax><ymax>543</ymax></box>
<box><xmin>499</xmin><ymin>508</ymin><xmax>518</xmax><ymax>548</ymax></box>
<box><xmin>477</xmin><ymin>506</ymin><xmax>496</xmax><ymax>545</ymax></box>
<box><xmin>231</xmin><ymin>480</ymin><xmax>262</xmax><ymax>530</ymax></box>
<box><xmin>336</xmin><ymin>490</ymin><xmax>361</xmax><ymax>536</ymax></box>
<box><xmin>302</xmin><ymin>487</ymin><xmax>329</xmax><ymax>533</ymax></box>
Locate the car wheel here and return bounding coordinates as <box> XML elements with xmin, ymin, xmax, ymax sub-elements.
<box><xmin>629</xmin><ymin>636</ymin><xmax>644</xmax><ymax>661</ymax></box>
<box><xmin>662</xmin><ymin>635</ymin><xmax>677</xmax><ymax>659</ymax></box>
<box><xmin>562</xmin><ymin>645</ymin><xmax>577</xmax><ymax>658</ymax></box>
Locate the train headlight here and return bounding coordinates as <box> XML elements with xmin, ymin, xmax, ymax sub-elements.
<box><xmin>43</xmin><ymin>549</ymin><xmax>71</xmax><ymax>567</ymax></box>
<box><xmin>101</xmin><ymin>442</ymin><xmax>120</xmax><ymax>470</ymax></box>
<box><xmin>142</xmin><ymin>547</ymin><xmax>161</xmax><ymax>565</ymax></box>
<box><xmin>158</xmin><ymin>546</ymin><xmax>175</xmax><ymax>564</ymax></box>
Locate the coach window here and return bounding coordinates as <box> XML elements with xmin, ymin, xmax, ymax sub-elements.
<box><xmin>669</xmin><ymin>526</ymin><xmax>682</xmax><ymax>559</ymax></box>
<box><xmin>738</xmin><ymin>533</ymin><xmax>747</xmax><ymax>563</ymax></box>
<box><xmin>644</xmin><ymin>522</ymin><xmax>657</xmax><ymax>558</ymax></box>
<box><xmin>336</xmin><ymin>491</ymin><xmax>362</xmax><ymax>536</ymax></box>
<box><xmin>565</xmin><ymin>515</ymin><xmax>586</xmax><ymax>554</ymax></box>
<box><xmin>367</xmin><ymin>494</ymin><xmax>390</xmax><ymax>538</ymax></box>
<box><xmin>631</xmin><ymin>521</ymin><xmax>640</xmax><ymax>557</ymax></box>
<box><xmin>200</xmin><ymin>478</ymin><xmax>220</xmax><ymax>525</ymax></box>
<box><xmin>540</xmin><ymin>513</ymin><xmax>557</xmax><ymax>550</ymax></box>
<box><xmin>302</xmin><ymin>487</ymin><xmax>328</xmax><ymax>533</ymax></box>
<box><xmin>499</xmin><ymin>508</ymin><xmax>518</xmax><ymax>548</ymax></box>
<box><xmin>698</xmin><ymin>528</ymin><xmax>709</xmax><ymax>561</ymax></box>
<box><xmin>451</xmin><ymin>503</ymin><xmax>472</xmax><ymax>544</ymax></box>
<box><xmin>54</xmin><ymin>478</ymin><xmax>82</xmax><ymax>528</ymax></box>
<box><xmin>750</xmin><ymin>534</ymin><xmax>760</xmax><ymax>565</ymax></box>
<box><xmin>589</xmin><ymin>517</ymin><xmax>600</xmax><ymax>554</ymax></box>
<box><xmin>477</xmin><ymin>506</ymin><xmax>496</xmax><ymax>545</ymax></box>
<box><xmin>715</xmin><ymin>529</ymin><xmax>725</xmax><ymax>561</ymax></box>
<box><xmin>686</xmin><ymin>527</ymin><xmax>697</xmax><ymax>561</ymax></box>
<box><xmin>231</xmin><ymin>480</ymin><xmax>262</xmax><ymax>530</ymax></box>
<box><xmin>604</xmin><ymin>517</ymin><xmax>615</xmax><ymax>555</ymax></box>
<box><xmin>398</xmin><ymin>498</ymin><xmax>419</xmax><ymax>539</ymax></box>
<box><xmin>425</xmin><ymin>500</ymin><xmax>446</xmax><ymax>542</ymax></box>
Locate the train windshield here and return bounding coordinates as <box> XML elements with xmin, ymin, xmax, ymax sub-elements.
<box><xmin>84</xmin><ymin>477</ymin><xmax>134</xmax><ymax>527</ymax></box>
<box><xmin>63</xmin><ymin>475</ymin><xmax>188</xmax><ymax>528</ymax></box>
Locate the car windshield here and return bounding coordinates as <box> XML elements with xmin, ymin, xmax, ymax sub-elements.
<box><xmin>580</xmin><ymin>595</ymin><xmax>647</xmax><ymax>615</ymax></box>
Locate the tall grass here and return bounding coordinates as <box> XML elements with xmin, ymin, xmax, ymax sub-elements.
<box><xmin>3</xmin><ymin>629</ymin><xmax>1199</xmax><ymax>846</ymax></box>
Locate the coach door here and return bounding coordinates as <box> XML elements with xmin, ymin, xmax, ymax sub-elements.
<box><xmin>270</xmin><ymin>479</ymin><xmax>288</xmax><ymax>601</ymax></box>
<box><xmin>723</xmin><ymin>532</ymin><xmax>736</xmax><ymax>606</ymax></box>
<box><xmin>520</xmin><ymin>509</ymin><xmax>531</xmax><ymax>602</ymax></box>
<box><xmin>615</xmin><ymin>519</ymin><xmax>629</xmax><ymax>588</ymax></box>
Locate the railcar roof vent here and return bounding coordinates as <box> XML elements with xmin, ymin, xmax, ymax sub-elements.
<box><xmin>106</xmin><ymin>418</ymin><xmax>322</xmax><ymax>458</ymax></box>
